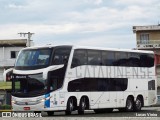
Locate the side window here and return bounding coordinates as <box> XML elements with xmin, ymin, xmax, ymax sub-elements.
<box><xmin>68</xmin><ymin>78</ymin><xmax>128</xmax><ymax>92</ymax></box>
<box><xmin>88</xmin><ymin>50</ymin><xmax>101</xmax><ymax>65</ymax></box>
<box><xmin>71</xmin><ymin>49</ymin><xmax>87</xmax><ymax>68</ymax></box>
<box><xmin>114</xmin><ymin>52</ymin><xmax>128</xmax><ymax>66</ymax></box>
<box><xmin>140</xmin><ymin>54</ymin><xmax>154</xmax><ymax>67</ymax></box>
<box><xmin>97</xmin><ymin>79</ymin><xmax>108</xmax><ymax>91</ymax></box>
<box><xmin>49</xmin><ymin>67</ymin><xmax>67</xmax><ymax>91</ymax></box>
<box><xmin>128</xmin><ymin>53</ymin><xmax>140</xmax><ymax>67</ymax></box>
<box><xmin>68</xmin><ymin>80</ymin><xmax>81</xmax><ymax>92</ymax></box>
<box><xmin>148</xmin><ymin>80</ymin><xmax>155</xmax><ymax>90</ymax></box>
<box><xmin>52</xmin><ymin>48</ymin><xmax>71</xmax><ymax>65</ymax></box>
<box><xmin>102</xmin><ymin>51</ymin><xmax>115</xmax><ymax>66</ymax></box>
<box><xmin>68</xmin><ymin>78</ymin><xmax>98</xmax><ymax>92</ymax></box>
<box><xmin>107</xmin><ymin>78</ymin><xmax>128</xmax><ymax>91</ymax></box>
<box><xmin>114</xmin><ymin>78</ymin><xmax>128</xmax><ymax>91</ymax></box>
<box><xmin>128</xmin><ymin>53</ymin><xmax>154</xmax><ymax>67</ymax></box>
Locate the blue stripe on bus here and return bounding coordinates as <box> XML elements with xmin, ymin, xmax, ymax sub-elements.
<box><xmin>45</xmin><ymin>93</ymin><xmax>50</xmax><ymax>108</ymax></box>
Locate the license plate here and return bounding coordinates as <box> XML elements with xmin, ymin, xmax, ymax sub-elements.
<box><xmin>23</xmin><ymin>107</ymin><xmax>30</xmax><ymax>110</ymax></box>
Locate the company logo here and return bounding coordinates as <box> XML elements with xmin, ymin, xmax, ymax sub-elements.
<box><xmin>15</xmin><ymin>76</ymin><xmax>27</xmax><ymax>79</ymax></box>
<box><xmin>25</xmin><ymin>102</ymin><xmax>28</xmax><ymax>105</ymax></box>
<box><xmin>2</xmin><ymin>112</ymin><xmax>12</xmax><ymax>117</ymax></box>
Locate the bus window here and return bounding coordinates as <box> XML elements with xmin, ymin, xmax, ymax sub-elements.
<box><xmin>148</xmin><ymin>80</ymin><xmax>155</xmax><ymax>90</ymax></box>
<box><xmin>114</xmin><ymin>52</ymin><xmax>128</xmax><ymax>66</ymax></box>
<box><xmin>128</xmin><ymin>53</ymin><xmax>140</xmax><ymax>67</ymax></box>
<box><xmin>140</xmin><ymin>54</ymin><xmax>154</xmax><ymax>67</ymax></box>
<box><xmin>102</xmin><ymin>51</ymin><xmax>115</xmax><ymax>66</ymax></box>
<box><xmin>68</xmin><ymin>78</ymin><xmax>128</xmax><ymax>92</ymax></box>
<box><xmin>52</xmin><ymin>48</ymin><xmax>71</xmax><ymax>65</ymax></box>
<box><xmin>71</xmin><ymin>49</ymin><xmax>87</xmax><ymax>68</ymax></box>
<box><xmin>88</xmin><ymin>50</ymin><xmax>101</xmax><ymax>65</ymax></box>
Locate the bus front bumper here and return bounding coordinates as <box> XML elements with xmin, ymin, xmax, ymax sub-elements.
<box><xmin>12</xmin><ymin>102</ymin><xmax>45</xmax><ymax>111</ymax></box>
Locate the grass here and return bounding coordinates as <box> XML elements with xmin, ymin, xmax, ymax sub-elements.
<box><xmin>0</xmin><ymin>104</ymin><xmax>11</xmax><ymax>110</ymax></box>
<box><xmin>0</xmin><ymin>81</ymin><xmax>20</xmax><ymax>89</ymax></box>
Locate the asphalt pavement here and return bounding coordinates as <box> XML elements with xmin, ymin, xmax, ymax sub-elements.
<box><xmin>0</xmin><ymin>107</ymin><xmax>159</xmax><ymax>120</ymax></box>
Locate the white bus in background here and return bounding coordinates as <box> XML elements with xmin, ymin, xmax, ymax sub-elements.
<box><xmin>4</xmin><ymin>45</ymin><xmax>157</xmax><ymax>116</ymax></box>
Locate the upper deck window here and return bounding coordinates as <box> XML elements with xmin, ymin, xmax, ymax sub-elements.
<box><xmin>52</xmin><ymin>48</ymin><xmax>71</xmax><ymax>65</ymax></box>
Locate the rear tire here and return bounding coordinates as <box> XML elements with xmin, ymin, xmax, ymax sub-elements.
<box><xmin>65</xmin><ymin>98</ymin><xmax>74</xmax><ymax>115</ymax></box>
<box><xmin>78</xmin><ymin>97</ymin><xmax>87</xmax><ymax>115</ymax></box>
<box><xmin>125</xmin><ymin>97</ymin><xmax>134</xmax><ymax>112</ymax></box>
<box><xmin>134</xmin><ymin>97</ymin><xmax>142</xmax><ymax>112</ymax></box>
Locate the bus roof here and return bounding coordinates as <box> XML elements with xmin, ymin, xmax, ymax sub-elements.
<box><xmin>22</xmin><ymin>45</ymin><xmax>154</xmax><ymax>54</ymax></box>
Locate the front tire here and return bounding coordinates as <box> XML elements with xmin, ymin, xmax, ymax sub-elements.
<box><xmin>134</xmin><ymin>97</ymin><xmax>142</xmax><ymax>111</ymax></box>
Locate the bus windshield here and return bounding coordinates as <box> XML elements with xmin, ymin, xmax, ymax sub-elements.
<box><xmin>15</xmin><ymin>48</ymin><xmax>52</xmax><ymax>70</ymax></box>
<box><xmin>12</xmin><ymin>73</ymin><xmax>47</xmax><ymax>97</ymax></box>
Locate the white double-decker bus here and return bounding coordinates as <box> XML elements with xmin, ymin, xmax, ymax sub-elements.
<box><xmin>4</xmin><ymin>45</ymin><xmax>157</xmax><ymax>115</ymax></box>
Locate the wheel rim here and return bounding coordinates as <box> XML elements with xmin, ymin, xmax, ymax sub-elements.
<box><xmin>136</xmin><ymin>99</ymin><xmax>141</xmax><ymax>110</ymax></box>
<box><xmin>127</xmin><ymin>99</ymin><xmax>132</xmax><ymax>110</ymax></box>
<box><xmin>69</xmin><ymin>99</ymin><xmax>74</xmax><ymax>111</ymax></box>
<box><xmin>81</xmin><ymin>98</ymin><xmax>86</xmax><ymax>110</ymax></box>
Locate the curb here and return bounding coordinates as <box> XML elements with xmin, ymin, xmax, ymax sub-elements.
<box><xmin>0</xmin><ymin>110</ymin><xmax>12</xmax><ymax>112</ymax></box>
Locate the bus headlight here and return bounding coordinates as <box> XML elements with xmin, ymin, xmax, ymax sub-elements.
<box><xmin>11</xmin><ymin>100</ymin><xmax>16</xmax><ymax>104</ymax></box>
<box><xmin>40</xmin><ymin>98</ymin><xmax>45</xmax><ymax>102</ymax></box>
<box><xmin>37</xmin><ymin>97</ymin><xmax>50</xmax><ymax>102</ymax></box>
<box><xmin>36</xmin><ymin>96</ymin><xmax>52</xmax><ymax>103</ymax></box>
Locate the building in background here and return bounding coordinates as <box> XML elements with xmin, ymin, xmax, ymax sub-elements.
<box><xmin>133</xmin><ymin>24</ymin><xmax>160</xmax><ymax>91</ymax></box>
<box><xmin>0</xmin><ymin>39</ymin><xmax>27</xmax><ymax>105</ymax></box>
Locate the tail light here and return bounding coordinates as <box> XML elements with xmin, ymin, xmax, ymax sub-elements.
<box><xmin>154</xmin><ymin>54</ymin><xmax>157</xmax><ymax>76</ymax></box>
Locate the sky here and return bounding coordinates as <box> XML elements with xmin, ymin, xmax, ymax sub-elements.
<box><xmin>0</xmin><ymin>0</ymin><xmax>160</xmax><ymax>49</ymax></box>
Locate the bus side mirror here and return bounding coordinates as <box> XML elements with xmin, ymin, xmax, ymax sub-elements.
<box><xmin>3</xmin><ymin>68</ymin><xmax>13</xmax><ymax>81</ymax></box>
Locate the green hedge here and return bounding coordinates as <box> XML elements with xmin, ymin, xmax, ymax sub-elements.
<box><xmin>0</xmin><ymin>104</ymin><xmax>11</xmax><ymax>110</ymax></box>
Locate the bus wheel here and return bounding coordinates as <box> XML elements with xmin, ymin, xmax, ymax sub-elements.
<box><xmin>78</xmin><ymin>97</ymin><xmax>87</xmax><ymax>114</ymax></box>
<box><xmin>66</xmin><ymin>98</ymin><xmax>74</xmax><ymax>115</ymax></box>
<box><xmin>134</xmin><ymin>97</ymin><xmax>142</xmax><ymax>112</ymax></box>
<box><xmin>125</xmin><ymin>97</ymin><xmax>134</xmax><ymax>112</ymax></box>
<box><xmin>47</xmin><ymin>111</ymin><xmax>54</xmax><ymax>116</ymax></box>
